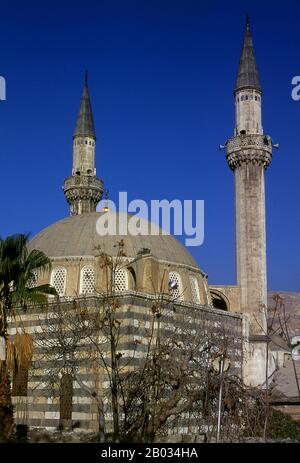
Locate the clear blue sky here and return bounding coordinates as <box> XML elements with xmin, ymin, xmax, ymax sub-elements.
<box><xmin>0</xmin><ymin>0</ymin><xmax>299</xmax><ymax>291</ymax></box>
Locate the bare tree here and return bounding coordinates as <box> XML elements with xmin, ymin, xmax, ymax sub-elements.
<box><xmin>32</xmin><ymin>242</ymin><xmax>271</xmax><ymax>443</ymax></box>
<box><xmin>252</xmin><ymin>294</ymin><xmax>300</xmax><ymax>441</ymax></box>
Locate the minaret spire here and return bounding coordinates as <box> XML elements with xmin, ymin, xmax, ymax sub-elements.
<box><xmin>235</xmin><ymin>14</ymin><xmax>261</xmax><ymax>94</ymax></box>
<box><xmin>63</xmin><ymin>74</ymin><xmax>104</xmax><ymax>216</ymax></box>
<box><xmin>73</xmin><ymin>71</ymin><xmax>96</xmax><ymax>139</ymax></box>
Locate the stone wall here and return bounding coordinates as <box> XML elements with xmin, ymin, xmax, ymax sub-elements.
<box><xmin>9</xmin><ymin>293</ymin><xmax>243</xmax><ymax>434</ymax></box>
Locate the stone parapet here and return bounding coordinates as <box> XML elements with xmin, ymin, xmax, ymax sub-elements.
<box><xmin>63</xmin><ymin>175</ymin><xmax>103</xmax><ymax>190</ymax></box>
<box><xmin>63</xmin><ymin>175</ymin><xmax>103</xmax><ymax>214</ymax></box>
<box><xmin>226</xmin><ymin>134</ymin><xmax>272</xmax><ymax>170</ymax></box>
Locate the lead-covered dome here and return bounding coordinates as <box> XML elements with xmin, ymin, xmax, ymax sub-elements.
<box><xmin>30</xmin><ymin>211</ymin><xmax>200</xmax><ymax>269</ymax></box>
<box><xmin>29</xmin><ymin>212</ymin><xmax>209</xmax><ymax>305</ymax></box>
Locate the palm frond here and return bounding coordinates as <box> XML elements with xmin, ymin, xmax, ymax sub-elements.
<box><xmin>13</xmin><ymin>332</ymin><xmax>33</xmax><ymax>369</ymax></box>
<box><xmin>0</xmin><ymin>234</ymin><xmax>55</xmax><ymax>314</ymax></box>
<box><xmin>6</xmin><ymin>339</ymin><xmax>14</xmax><ymax>371</ymax></box>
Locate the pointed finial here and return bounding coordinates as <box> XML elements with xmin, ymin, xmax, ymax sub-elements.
<box><xmin>246</xmin><ymin>12</ymin><xmax>250</xmax><ymax>30</ymax></box>
<box><xmin>103</xmin><ymin>189</ymin><xmax>110</xmax><ymax>212</ymax></box>
<box><xmin>235</xmin><ymin>12</ymin><xmax>261</xmax><ymax>93</ymax></box>
<box><xmin>73</xmin><ymin>71</ymin><xmax>96</xmax><ymax>139</ymax></box>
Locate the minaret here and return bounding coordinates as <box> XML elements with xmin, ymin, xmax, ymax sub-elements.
<box><xmin>63</xmin><ymin>74</ymin><xmax>104</xmax><ymax>215</ymax></box>
<box><xmin>225</xmin><ymin>18</ymin><xmax>273</xmax><ymax>384</ymax></box>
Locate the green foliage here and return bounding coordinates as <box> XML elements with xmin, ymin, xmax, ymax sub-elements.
<box><xmin>268</xmin><ymin>408</ymin><xmax>300</xmax><ymax>441</ymax></box>
<box><xmin>0</xmin><ymin>234</ymin><xmax>56</xmax><ymax>327</ymax></box>
<box><xmin>0</xmin><ymin>234</ymin><xmax>56</xmax><ymax>442</ymax></box>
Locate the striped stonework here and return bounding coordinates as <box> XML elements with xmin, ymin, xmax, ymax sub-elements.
<box><xmin>8</xmin><ymin>292</ymin><xmax>243</xmax><ymax>435</ymax></box>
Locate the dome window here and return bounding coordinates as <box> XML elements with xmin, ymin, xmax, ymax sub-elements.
<box><xmin>12</xmin><ymin>365</ymin><xmax>29</xmax><ymax>397</ymax></box>
<box><xmin>128</xmin><ymin>266</ymin><xmax>137</xmax><ymax>290</ymax></box>
<box><xmin>189</xmin><ymin>275</ymin><xmax>200</xmax><ymax>303</ymax></box>
<box><xmin>169</xmin><ymin>271</ymin><xmax>183</xmax><ymax>301</ymax></box>
<box><xmin>60</xmin><ymin>373</ymin><xmax>73</xmax><ymax>425</ymax></box>
<box><xmin>114</xmin><ymin>268</ymin><xmax>128</xmax><ymax>292</ymax></box>
<box><xmin>51</xmin><ymin>267</ymin><xmax>67</xmax><ymax>297</ymax></box>
<box><xmin>80</xmin><ymin>266</ymin><xmax>95</xmax><ymax>295</ymax></box>
<box><xmin>26</xmin><ymin>270</ymin><xmax>38</xmax><ymax>289</ymax></box>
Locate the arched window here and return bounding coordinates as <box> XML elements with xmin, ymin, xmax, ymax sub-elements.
<box><xmin>128</xmin><ymin>267</ymin><xmax>137</xmax><ymax>290</ymax></box>
<box><xmin>59</xmin><ymin>373</ymin><xmax>73</xmax><ymax>425</ymax></box>
<box><xmin>210</xmin><ymin>291</ymin><xmax>228</xmax><ymax>311</ymax></box>
<box><xmin>27</xmin><ymin>270</ymin><xmax>38</xmax><ymax>289</ymax></box>
<box><xmin>114</xmin><ymin>268</ymin><xmax>128</xmax><ymax>292</ymax></box>
<box><xmin>169</xmin><ymin>271</ymin><xmax>183</xmax><ymax>301</ymax></box>
<box><xmin>12</xmin><ymin>366</ymin><xmax>29</xmax><ymax>396</ymax></box>
<box><xmin>189</xmin><ymin>275</ymin><xmax>200</xmax><ymax>303</ymax></box>
<box><xmin>50</xmin><ymin>267</ymin><xmax>67</xmax><ymax>297</ymax></box>
<box><xmin>80</xmin><ymin>266</ymin><xmax>95</xmax><ymax>294</ymax></box>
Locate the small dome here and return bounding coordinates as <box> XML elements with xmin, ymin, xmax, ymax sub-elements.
<box><xmin>29</xmin><ymin>212</ymin><xmax>201</xmax><ymax>270</ymax></box>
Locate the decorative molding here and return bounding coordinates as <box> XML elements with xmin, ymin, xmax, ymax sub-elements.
<box><xmin>226</xmin><ymin>134</ymin><xmax>272</xmax><ymax>171</ymax></box>
<box><xmin>63</xmin><ymin>174</ymin><xmax>104</xmax><ymax>214</ymax></box>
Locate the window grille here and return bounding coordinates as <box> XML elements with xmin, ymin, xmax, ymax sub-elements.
<box><xmin>114</xmin><ymin>268</ymin><xmax>128</xmax><ymax>292</ymax></box>
<box><xmin>12</xmin><ymin>367</ymin><xmax>28</xmax><ymax>396</ymax></box>
<box><xmin>27</xmin><ymin>270</ymin><xmax>38</xmax><ymax>289</ymax></box>
<box><xmin>169</xmin><ymin>271</ymin><xmax>183</xmax><ymax>301</ymax></box>
<box><xmin>80</xmin><ymin>266</ymin><xmax>95</xmax><ymax>294</ymax></box>
<box><xmin>51</xmin><ymin>267</ymin><xmax>67</xmax><ymax>297</ymax></box>
<box><xmin>59</xmin><ymin>374</ymin><xmax>73</xmax><ymax>421</ymax></box>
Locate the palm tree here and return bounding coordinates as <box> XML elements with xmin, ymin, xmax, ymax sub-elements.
<box><xmin>0</xmin><ymin>234</ymin><xmax>56</xmax><ymax>442</ymax></box>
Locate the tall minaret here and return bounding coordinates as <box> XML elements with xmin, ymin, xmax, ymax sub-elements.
<box><xmin>63</xmin><ymin>74</ymin><xmax>104</xmax><ymax>215</ymax></box>
<box><xmin>225</xmin><ymin>18</ymin><xmax>273</xmax><ymax>384</ymax></box>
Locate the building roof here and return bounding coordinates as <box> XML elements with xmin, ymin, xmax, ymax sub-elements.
<box><xmin>272</xmin><ymin>356</ymin><xmax>300</xmax><ymax>400</ymax></box>
<box><xmin>268</xmin><ymin>291</ymin><xmax>300</xmax><ymax>336</ymax></box>
<box><xmin>29</xmin><ymin>211</ymin><xmax>201</xmax><ymax>269</ymax></box>
<box><xmin>73</xmin><ymin>75</ymin><xmax>96</xmax><ymax>139</ymax></box>
<box><xmin>235</xmin><ymin>18</ymin><xmax>262</xmax><ymax>93</ymax></box>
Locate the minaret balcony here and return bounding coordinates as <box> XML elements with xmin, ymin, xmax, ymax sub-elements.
<box><xmin>63</xmin><ymin>175</ymin><xmax>104</xmax><ymax>191</ymax></box>
<box><xmin>225</xmin><ymin>134</ymin><xmax>272</xmax><ymax>171</ymax></box>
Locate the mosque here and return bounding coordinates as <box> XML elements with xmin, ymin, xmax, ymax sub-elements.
<box><xmin>9</xmin><ymin>18</ymin><xmax>300</xmax><ymax>432</ymax></box>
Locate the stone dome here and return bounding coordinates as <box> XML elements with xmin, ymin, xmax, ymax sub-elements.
<box><xmin>29</xmin><ymin>211</ymin><xmax>200</xmax><ymax>270</ymax></box>
<box><xmin>29</xmin><ymin>211</ymin><xmax>209</xmax><ymax>305</ymax></box>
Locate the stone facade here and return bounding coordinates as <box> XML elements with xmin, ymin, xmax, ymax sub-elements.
<box><xmin>209</xmin><ymin>285</ymin><xmax>241</xmax><ymax>312</ymax></box>
<box><xmin>9</xmin><ymin>294</ymin><xmax>243</xmax><ymax>433</ymax></box>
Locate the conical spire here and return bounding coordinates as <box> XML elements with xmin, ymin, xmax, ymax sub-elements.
<box><xmin>73</xmin><ymin>72</ymin><xmax>96</xmax><ymax>139</ymax></box>
<box><xmin>235</xmin><ymin>16</ymin><xmax>262</xmax><ymax>93</ymax></box>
